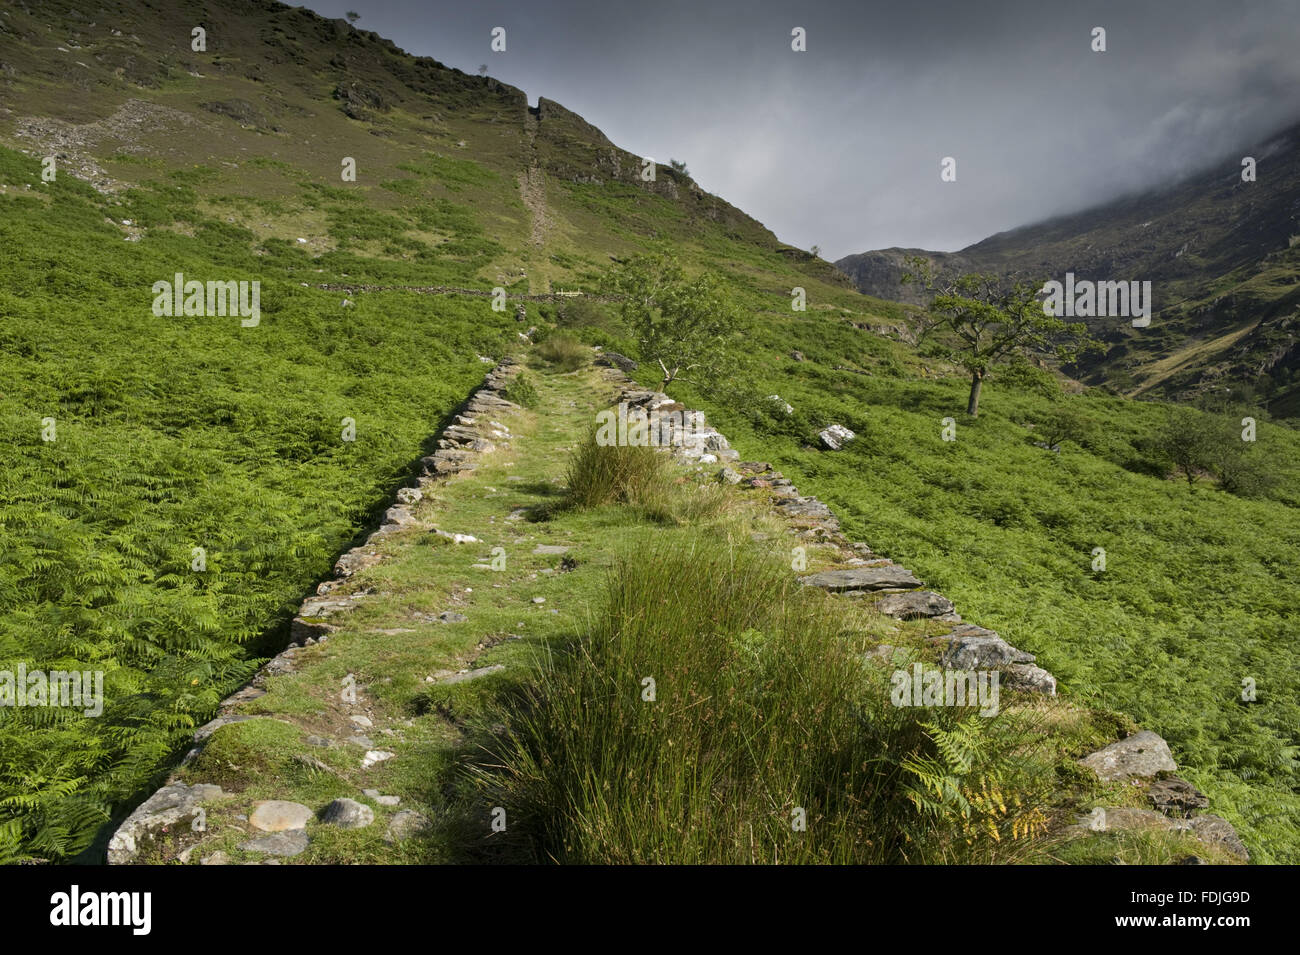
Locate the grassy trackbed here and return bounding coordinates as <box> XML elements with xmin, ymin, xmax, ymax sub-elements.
<box><xmin>140</xmin><ymin>354</ymin><xmax>1230</xmax><ymax>866</ymax></box>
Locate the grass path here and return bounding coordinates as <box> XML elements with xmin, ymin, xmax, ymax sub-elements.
<box><xmin>128</xmin><ymin>355</ymin><xmax>1225</xmax><ymax>865</ymax></box>
<box><xmin>149</xmin><ymin>359</ymin><xmax>848</xmax><ymax>862</ymax></box>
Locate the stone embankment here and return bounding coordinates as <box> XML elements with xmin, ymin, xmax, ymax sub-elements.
<box><xmin>600</xmin><ymin>364</ymin><xmax>1248</xmax><ymax>863</ymax></box>
<box><xmin>107</xmin><ymin>359</ymin><xmax>524</xmax><ymax>864</ymax></box>
<box><xmin>107</xmin><ymin>354</ymin><xmax>1248</xmax><ymax>864</ymax></box>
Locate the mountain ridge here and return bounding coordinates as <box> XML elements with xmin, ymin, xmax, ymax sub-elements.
<box><xmin>836</xmin><ymin>117</ymin><xmax>1300</xmax><ymax>411</ymax></box>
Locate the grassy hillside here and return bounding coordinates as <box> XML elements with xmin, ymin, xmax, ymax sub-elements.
<box><xmin>1</xmin><ymin>0</ymin><xmax>1296</xmax><ymax>865</ymax></box>
<box><xmin>626</xmin><ymin>299</ymin><xmax>1300</xmax><ymax>862</ymax></box>
<box><xmin>0</xmin><ymin>143</ymin><xmax>517</xmax><ymax>859</ymax></box>
<box><xmin>0</xmin><ymin>0</ymin><xmax>871</xmax><ymax>860</ymax></box>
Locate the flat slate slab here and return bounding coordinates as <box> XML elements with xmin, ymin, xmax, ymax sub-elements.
<box><xmin>250</xmin><ymin>800</ymin><xmax>314</xmax><ymax>833</ymax></box>
<box><xmin>239</xmin><ymin>829</ymin><xmax>310</xmax><ymax>857</ymax></box>
<box><xmin>799</xmin><ymin>566</ymin><xmax>921</xmax><ymax>592</ymax></box>
<box><xmin>1079</xmin><ymin>730</ymin><xmax>1177</xmax><ymax>782</ymax></box>
<box><xmin>873</xmin><ymin>590</ymin><xmax>954</xmax><ymax>619</ymax></box>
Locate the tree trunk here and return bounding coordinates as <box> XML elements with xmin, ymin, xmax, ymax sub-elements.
<box><xmin>658</xmin><ymin>360</ymin><xmax>676</xmax><ymax>393</ymax></box>
<box><xmin>966</xmin><ymin>371</ymin><xmax>984</xmax><ymax>417</ymax></box>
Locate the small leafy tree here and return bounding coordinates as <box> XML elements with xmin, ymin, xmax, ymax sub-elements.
<box><xmin>345</xmin><ymin>10</ymin><xmax>360</xmax><ymax>23</ymax></box>
<box><xmin>605</xmin><ymin>250</ymin><xmax>742</xmax><ymax>392</ymax></box>
<box><xmin>669</xmin><ymin>158</ymin><xmax>689</xmax><ymax>176</ymax></box>
<box><xmin>1154</xmin><ymin>407</ymin><xmax>1275</xmax><ymax>495</ymax></box>
<box><xmin>902</xmin><ymin>256</ymin><xmax>1099</xmax><ymax>417</ymax></box>
<box><xmin>1036</xmin><ymin>405</ymin><xmax>1099</xmax><ymax>450</ymax></box>
<box><xmin>1154</xmin><ymin>407</ymin><xmax>1218</xmax><ymax>487</ymax></box>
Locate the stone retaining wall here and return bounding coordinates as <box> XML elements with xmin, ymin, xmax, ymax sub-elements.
<box><xmin>599</xmin><ymin>364</ymin><xmax>1249</xmax><ymax>863</ymax></box>
<box><xmin>106</xmin><ymin>358</ymin><xmax>524</xmax><ymax>864</ymax></box>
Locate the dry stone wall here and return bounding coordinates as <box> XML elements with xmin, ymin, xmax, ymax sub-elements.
<box><xmin>601</xmin><ymin>365</ymin><xmax>1248</xmax><ymax>863</ymax></box>
<box><xmin>107</xmin><ymin>356</ymin><xmax>1248</xmax><ymax>864</ymax></box>
<box><xmin>107</xmin><ymin>359</ymin><xmax>524</xmax><ymax>864</ymax></box>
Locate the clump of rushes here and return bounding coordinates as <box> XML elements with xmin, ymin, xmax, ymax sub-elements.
<box><xmin>534</xmin><ymin>333</ymin><xmax>587</xmax><ymax>372</ymax></box>
<box><xmin>450</xmin><ymin>533</ymin><xmax>1055</xmax><ymax>864</ymax></box>
<box><xmin>553</xmin><ymin>428</ymin><xmax>732</xmax><ymax>524</ymax></box>
<box><xmin>501</xmin><ymin>371</ymin><xmax>540</xmax><ymax>409</ymax></box>
<box><xmin>560</xmin><ymin>427</ymin><xmax>669</xmax><ymax>512</ymax></box>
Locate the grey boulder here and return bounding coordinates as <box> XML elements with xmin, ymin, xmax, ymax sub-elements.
<box><xmin>1079</xmin><ymin>731</ymin><xmax>1178</xmax><ymax>782</ymax></box>
<box><xmin>934</xmin><ymin>624</ymin><xmax>1035</xmax><ymax>669</ymax></box>
<box><xmin>1003</xmin><ymin>663</ymin><xmax>1057</xmax><ymax>696</ymax></box>
<box><xmin>873</xmin><ymin>590</ymin><xmax>954</xmax><ymax>619</ymax></box>
<box><xmin>320</xmin><ymin>798</ymin><xmax>375</xmax><ymax>829</ymax></box>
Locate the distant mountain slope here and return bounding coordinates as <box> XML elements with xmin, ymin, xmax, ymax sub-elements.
<box><xmin>0</xmin><ymin>0</ymin><xmax>852</xmax><ymax>296</ymax></box>
<box><xmin>836</xmin><ymin>121</ymin><xmax>1300</xmax><ymax>413</ymax></box>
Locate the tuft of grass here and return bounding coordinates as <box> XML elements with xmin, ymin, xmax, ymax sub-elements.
<box><xmin>552</xmin><ymin>428</ymin><xmax>736</xmax><ymax>525</ymax></box>
<box><xmin>560</xmin><ymin>428</ymin><xmax>672</xmax><ymax>512</ymax></box>
<box><xmin>500</xmin><ymin>372</ymin><xmax>541</xmax><ymax>409</ymax></box>
<box><xmin>534</xmin><ymin>333</ymin><xmax>588</xmax><ymax>372</ymax></box>
<box><xmin>445</xmin><ymin>534</ymin><xmax>1057</xmax><ymax>864</ymax></box>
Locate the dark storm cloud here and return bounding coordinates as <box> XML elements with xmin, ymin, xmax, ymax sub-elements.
<box><xmin>304</xmin><ymin>0</ymin><xmax>1300</xmax><ymax>257</ymax></box>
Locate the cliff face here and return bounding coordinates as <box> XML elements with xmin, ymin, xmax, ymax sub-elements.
<box><xmin>833</xmin><ymin>248</ymin><xmax>971</xmax><ymax>305</ymax></box>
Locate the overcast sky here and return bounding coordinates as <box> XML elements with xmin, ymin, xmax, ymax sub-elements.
<box><xmin>302</xmin><ymin>0</ymin><xmax>1300</xmax><ymax>259</ymax></box>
